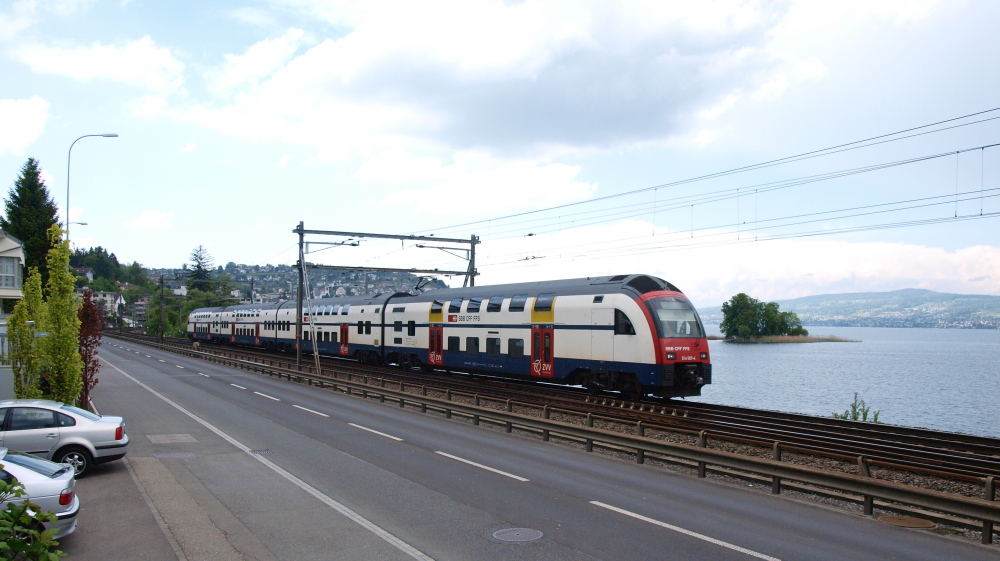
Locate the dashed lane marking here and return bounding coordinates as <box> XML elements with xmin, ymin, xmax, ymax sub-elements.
<box><xmin>99</xmin><ymin>357</ymin><xmax>435</xmax><ymax>561</ymax></box>
<box><xmin>434</xmin><ymin>451</ymin><xmax>528</xmax><ymax>482</ymax></box>
<box><xmin>349</xmin><ymin>423</ymin><xmax>403</xmax><ymax>441</ymax></box>
<box><xmin>230</xmin><ymin>384</ymin><xmax>246</xmax><ymax>390</ymax></box>
<box><xmin>159</xmin><ymin>360</ymin><xmax>165</xmax><ymax>363</ymax></box>
<box><xmin>176</xmin><ymin>365</ymin><xmax>184</xmax><ymax>369</ymax></box>
<box><xmin>198</xmin><ymin>373</ymin><xmax>209</xmax><ymax>377</ymax></box>
<box><xmin>589</xmin><ymin>501</ymin><xmax>781</xmax><ymax>561</ymax></box>
<box><xmin>293</xmin><ymin>405</ymin><xmax>329</xmax><ymax>417</ymax></box>
<box><xmin>254</xmin><ymin>392</ymin><xmax>280</xmax><ymax>401</ymax></box>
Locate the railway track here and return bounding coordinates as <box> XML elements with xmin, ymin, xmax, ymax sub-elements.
<box><xmin>110</xmin><ymin>332</ymin><xmax>1000</xmax><ymax>485</ymax></box>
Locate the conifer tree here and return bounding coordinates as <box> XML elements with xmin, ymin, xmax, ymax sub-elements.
<box><xmin>40</xmin><ymin>225</ymin><xmax>83</xmax><ymax>404</ymax></box>
<box><xmin>0</xmin><ymin>158</ymin><xmax>59</xmax><ymax>287</ymax></box>
<box><xmin>8</xmin><ymin>268</ymin><xmax>44</xmax><ymax>398</ymax></box>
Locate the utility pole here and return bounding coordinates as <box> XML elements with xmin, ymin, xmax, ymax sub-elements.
<box><xmin>295</xmin><ymin>221</ymin><xmax>304</xmax><ymax>370</ymax></box>
<box><xmin>158</xmin><ymin>276</ymin><xmax>165</xmax><ymax>343</ymax></box>
<box><xmin>249</xmin><ymin>277</ymin><xmax>254</xmax><ymax>304</ymax></box>
<box><xmin>467</xmin><ymin>234</ymin><xmax>478</xmax><ymax>287</ymax></box>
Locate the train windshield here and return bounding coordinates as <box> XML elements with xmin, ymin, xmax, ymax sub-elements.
<box><xmin>645</xmin><ymin>297</ymin><xmax>705</xmax><ymax>338</ymax></box>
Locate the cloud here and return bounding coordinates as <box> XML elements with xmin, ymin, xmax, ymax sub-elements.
<box><xmin>458</xmin><ymin>220</ymin><xmax>1000</xmax><ymax>304</ymax></box>
<box><xmin>363</xmin><ymin>152</ymin><xmax>597</xmax><ymax>214</ymax></box>
<box><xmin>122</xmin><ymin>210</ymin><xmax>174</xmax><ymax>230</ymax></box>
<box><xmin>0</xmin><ymin>97</ymin><xmax>50</xmax><ymax>155</ymax></box>
<box><xmin>12</xmin><ymin>36</ymin><xmax>185</xmax><ymax>92</ymax></box>
<box><xmin>276</xmin><ymin>155</ymin><xmax>292</xmax><ymax>167</ymax></box>
<box><xmin>153</xmin><ymin>1</ymin><xmax>792</xmax><ymax>158</ymax></box>
<box><xmin>205</xmin><ymin>28</ymin><xmax>306</xmax><ymax>97</ymax></box>
<box><xmin>179</xmin><ymin>142</ymin><xmax>197</xmax><ymax>153</ymax></box>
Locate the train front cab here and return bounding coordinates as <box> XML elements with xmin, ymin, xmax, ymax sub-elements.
<box><xmin>640</xmin><ymin>291</ymin><xmax>711</xmax><ymax>397</ymax></box>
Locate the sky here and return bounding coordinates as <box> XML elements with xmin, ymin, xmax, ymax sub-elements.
<box><xmin>1</xmin><ymin>0</ymin><xmax>999</xmax><ymax>306</ymax></box>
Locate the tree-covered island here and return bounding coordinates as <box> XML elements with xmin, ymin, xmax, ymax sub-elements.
<box><xmin>718</xmin><ymin>293</ymin><xmax>855</xmax><ymax>343</ymax></box>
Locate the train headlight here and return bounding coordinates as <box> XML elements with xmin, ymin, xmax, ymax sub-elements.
<box><xmin>666</xmin><ymin>352</ymin><xmax>676</xmax><ymax>360</ymax></box>
<box><xmin>700</xmin><ymin>352</ymin><xmax>707</xmax><ymax>360</ymax></box>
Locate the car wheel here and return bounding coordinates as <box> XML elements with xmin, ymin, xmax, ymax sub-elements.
<box><xmin>55</xmin><ymin>446</ymin><xmax>92</xmax><ymax>477</ymax></box>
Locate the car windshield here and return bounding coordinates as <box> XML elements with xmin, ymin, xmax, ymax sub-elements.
<box><xmin>1</xmin><ymin>451</ymin><xmax>70</xmax><ymax>478</ymax></box>
<box><xmin>645</xmin><ymin>297</ymin><xmax>705</xmax><ymax>338</ymax></box>
<box><xmin>61</xmin><ymin>405</ymin><xmax>101</xmax><ymax>421</ymax></box>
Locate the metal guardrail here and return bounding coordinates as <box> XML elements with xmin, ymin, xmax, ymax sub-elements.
<box><xmin>117</xmin><ymin>336</ymin><xmax>1000</xmax><ymax>543</ymax></box>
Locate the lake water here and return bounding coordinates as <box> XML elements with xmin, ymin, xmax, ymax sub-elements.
<box><xmin>688</xmin><ymin>325</ymin><xmax>999</xmax><ymax>438</ymax></box>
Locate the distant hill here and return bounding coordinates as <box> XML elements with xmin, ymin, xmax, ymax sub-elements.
<box><xmin>698</xmin><ymin>289</ymin><xmax>1000</xmax><ymax>329</ymax></box>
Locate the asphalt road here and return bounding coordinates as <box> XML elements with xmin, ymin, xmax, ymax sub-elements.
<box><xmin>57</xmin><ymin>340</ymin><xmax>999</xmax><ymax>560</ymax></box>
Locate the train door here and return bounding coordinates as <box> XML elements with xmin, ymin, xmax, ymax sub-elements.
<box><xmin>530</xmin><ymin>326</ymin><xmax>555</xmax><ymax>377</ymax></box>
<box><xmin>254</xmin><ymin>323</ymin><xmax>261</xmax><ymax>346</ymax></box>
<box><xmin>339</xmin><ymin>324</ymin><xmax>349</xmax><ymax>356</ymax></box>
<box><xmin>591</xmin><ymin>309</ymin><xmax>614</xmax><ymax>362</ymax></box>
<box><xmin>428</xmin><ymin>325</ymin><xmax>443</xmax><ymax>366</ymax></box>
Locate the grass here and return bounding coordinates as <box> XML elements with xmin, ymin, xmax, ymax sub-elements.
<box><xmin>720</xmin><ymin>335</ymin><xmax>859</xmax><ymax>343</ymax></box>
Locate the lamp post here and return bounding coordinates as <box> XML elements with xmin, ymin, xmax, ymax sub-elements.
<box><xmin>67</xmin><ymin>133</ymin><xmax>117</xmax><ymax>242</ymax></box>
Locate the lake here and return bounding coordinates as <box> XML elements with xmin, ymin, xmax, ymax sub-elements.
<box><xmin>689</xmin><ymin>325</ymin><xmax>999</xmax><ymax>438</ymax></box>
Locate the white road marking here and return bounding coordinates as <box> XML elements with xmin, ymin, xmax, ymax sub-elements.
<box><xmin>198</xmin><ymin>373</ymin><xmax>209</xmax><ymax>377</ymax></box>
<box><xmin>230</xmin><ymin>384</ymin><xmax>246</xmax><ymax>389</ymax></box>
<box><xmin>159</xmin><ymin>360</ymin><xmax>165</xmax><ymax>363</ymax></box>
<box><xmin>349</xmin><ymin>423</ymin><xmax>403</xmax><ymax>441</ymax></box>
<box><xmin>254</xmin><ymin>392</ymin><xmax>280</xmax><ymax>401</ymax></box>
<box><xmin>293</xmin><ymin>405</ymin><xmax>330</xmax><ymax>417</ymax></box>
<box><xmin>590</xmin><ymin>501</ymin><xmax>782</xmax><ymax>561</ymax></box>
<box><xmin>434</xmin><ymin>451</ymin><xmax>529</xmax><ymax>482</ymax></box>
<box><xmin>176</xmin><ymin>365</ymin><xmax>184</xmax><ymax>369</ymax></box>
<box><xmin>146</xmin><ymin>355</ymin><xmax>151</xmax><ymax>358</ymax></box>
<box><xmin>99</xmin><ymin>357</ymin><xmax>435</xmax><ymax>561</ymax></box>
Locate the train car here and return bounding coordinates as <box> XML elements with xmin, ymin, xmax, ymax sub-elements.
<box><xmin>186</xmin><ymin>274</ymin><xmax>711</xmax><ymax>398</ymax></box>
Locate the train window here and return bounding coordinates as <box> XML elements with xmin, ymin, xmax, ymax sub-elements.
<box><xmin>593</xmin><ymin>295</ymin><xmax>604</xmax><ymax>303</ymax></box>
<box><xmin>534</xmin><ymin>293</ymin><xmax>555</xmax><ymax>312</ymax></box>
<box><xmin>486</xmin><ymin>338</ymin><xmax>500</xmax><ymax>356</ymax></box>
<box><xmin>615</xmin><ymin>309</ymin><xmax>636</xmax><ymax>335</ymax></box>
<box><xmin>466</xmin><ymin>337</ymin><xmax>479</xmax><ymax>355</ymax></box>
<box><xmin>393</xmin><ymin>307</ymin><xmax>405</xmax><ymax>313</ymax></box>
<box><xmin>407</xmin><ymin>321</ymin><xmax>416</xmax><ymax>336</ymax></box>
<box><xmin>447</xmin><ymin>336</ymin><xmax>460</xmax><ymax>353</ymax></box>
<box><xmin>543</xmin><ymin>333</ymin><xmax>551</xmax><ymax>362</ymax></box>
<box><xmin>357</xmin><ymin>321</ymin><xmax>364</xmax><ymax>334</ymax></box>
<box><xmin>467</xmin><ymin>298</ymin><xmax>483</xmax><ymax>313</ymax></box>
<box><xmin>394</xmin><ymin>338</ymin><xmax>403</xmax><ymax>344</ymax></box>
<box><xmin>365</xmin><ymin>321</ymin><xmax>371</xmax><ymax>335</ymax></box>
<box><xmin>448</xmin><ymin>298</ymin><xmax>463</xmax><ymax>314</ymax></box>
<box><xmin>341</xmin><ymin>305</ymin><xmax>350</xmax><ymax>315</ymax></box>
<box><xmin>533</xmin><ymin>332</ymin><xmax>541</xmax><ymax>357</ymax></box>
<box><xmin>509</xmin><ymin>294</ymin><xmax>528</xmax><ymax>312</ymax></box>
<box><xmin>304</xmin><ymin>331</ymin><xmax>310</xmax><ymax>341</ymax></box>
<box><xmin>375</xmin><ymin>308</ymin><xmax>380</xmax><ymax>314</ymax></box>
<box><xmin>331</xmin><ymin>332</ymin><xmax>338</xmax><ymax>343</ymax></box>
<box><xmin>394</xmin><ymin>321</ymin><xmax>403</xmax><ymax>332</ymax></box>
<box><xmin>431</xmin><ymin>300</ymin><xmax>444</xmax><ymax>314</ymax></box>
<box><xmin>324</xmin><ymin>307</ymin><xmax>331</xmax><ymax>315</ymax></box>
<box><xmin>487</xmin><ymin>296</ymin><xmax>504</xmax><ymax>312</ymax></box>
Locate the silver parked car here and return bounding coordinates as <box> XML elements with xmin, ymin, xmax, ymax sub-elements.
<box><xmin>0</xmin><ymin>447</ymin><xmax>80</xmax><ymax>539</ymax></box>
<box><xmin>0</xmin><ymin>400</ymin><xmax>129</xmax><ymax>476</ymax></box>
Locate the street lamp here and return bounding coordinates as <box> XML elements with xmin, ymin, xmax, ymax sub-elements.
<box><xmin>67</xmin><ymin>133</ymin><xmax>117</xmax><ymax>242</ymax></box>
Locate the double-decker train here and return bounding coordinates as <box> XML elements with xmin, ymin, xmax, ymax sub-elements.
<box><xmin>186</xmin><ymin>274</ymin><xmax>711</xmax><ymax>398</ymax></box>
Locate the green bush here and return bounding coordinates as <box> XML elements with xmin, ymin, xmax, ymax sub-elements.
<box><xmin>832</xmin><ymin>393</ymin><xmax>881</xmax><ymax>423</ymax></box>
<box><xmin>0</xmin><ymin>477</ymin><xmax>65</xmax><ymax>560</ymax></box>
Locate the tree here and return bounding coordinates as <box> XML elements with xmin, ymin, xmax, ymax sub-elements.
<box><xmin>78</xmin><ymin>290</ymin><xmax>104</xmax><ymax>407</ymax></box>
<box><xmin>40</xmin><ymin>225</ymin><xmax>83</xmax><ymax>405</ymax></box>
<box><xmin>720</xmin><ymin>293</ymin><xmax>808</xmax><ymax>340</ymax></box>
<box><xmin>186</xmin><ymin>245</ymin><xmax>214</xmax><ymax>292</ymax></box>
<box><xmin>7</xmin><ymin>268</ymin><xmax>44</xmax><ymax>398</ymax></box>
<box><xmin>720</xmin><ymin>293</ymin><xmax>763</xmax><ymax>340</ymax></box>
<box><xmin>0</xmin><ymin>158</ymin><xmax>59</xmax><ymax>289</ymax></box>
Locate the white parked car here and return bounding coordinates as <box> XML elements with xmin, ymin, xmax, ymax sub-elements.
<box><xmin>0</xmin><ymin>400</ymin><xmax>129</xmax><ymax>476</ymax></box>
<box><xmin>0</xmin><ymin>447</ymin><xmax>80</xmax><ymax>539</ymax></box>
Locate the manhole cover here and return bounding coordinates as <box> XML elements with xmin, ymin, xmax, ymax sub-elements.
<box><xmin>876</xmin><ymin>515</ymin><xmax>936</xmax><ymax>528</ymax></box>
<box><xmin>251</xmin><ymin>449</ymin><xmax>272</xmax><ymax>455</ymax></box>
<box><xmin>492</xmin><ymin>528</ymin><xmax>543</xmax><ymax>542</ymax></box>
<box><xmin>154</xmin><ymin>452</ymin><xmax>196</xmax><ymax>459</ymax></box>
